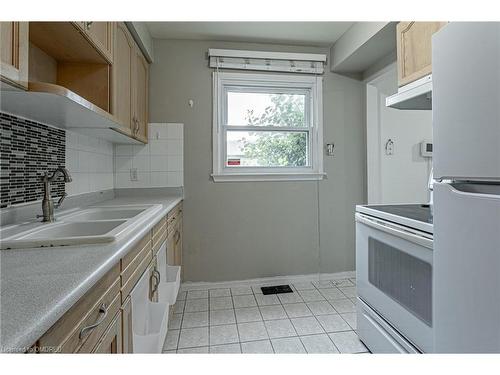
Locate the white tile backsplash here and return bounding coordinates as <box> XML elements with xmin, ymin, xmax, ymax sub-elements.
<box><xmin>114</xmin><ymin>123</ymin><xmax>184</xmax><ymax>189</ymax></box>
<box><xmin>65</xmin><ymin>131</ymin><xmax>114</xmax><ymax>197</ymax></box>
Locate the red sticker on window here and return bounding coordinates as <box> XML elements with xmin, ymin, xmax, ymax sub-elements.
<box><xmin>227</xmin><ymin>159</ymin><xmax>241</xmax><ymax>166</ymax></box>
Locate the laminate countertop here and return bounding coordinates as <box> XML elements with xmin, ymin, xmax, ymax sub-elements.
<box><xmin>0</xmin><ymin>192</ymin><xmax>183</xmax><ymax>352</ymax></box>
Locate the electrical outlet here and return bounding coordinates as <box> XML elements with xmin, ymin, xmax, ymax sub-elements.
<box><xmin>130</xmin><ymin>168</ymin><xmax>138</xmax><ymax>181</ymax></box>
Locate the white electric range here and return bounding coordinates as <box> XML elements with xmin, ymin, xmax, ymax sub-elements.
<box><xmin>354</xmin><ymin>204</ymin><xmax>434</xmax><ymax>353</ymax></box>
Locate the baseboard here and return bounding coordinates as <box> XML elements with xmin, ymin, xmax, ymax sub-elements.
<box><xmin>180</xmin><ymin>271</ymin><xmax>356</xmax><ymax>291</ymax></box>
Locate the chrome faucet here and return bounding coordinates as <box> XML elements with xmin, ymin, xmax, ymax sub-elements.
<box><xmin>40</xmin><ymin>167</ymin><xmax>72</xmax><ymax>222</ymax></box>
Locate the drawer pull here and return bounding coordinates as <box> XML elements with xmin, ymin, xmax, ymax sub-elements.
<box><xmin>150</xmin><ymin>272</ymin><xmax>160</xmax><ymax>296</ymax></box>
<box><xmin>174</xmin><ymin>230</ymin><xmax>181</xmax><ymax>244</ymax></box>
<box><xmin>79</xmin><ymin>304</ymin><xmax>108</xmax><ymax>340</ymax></box>
<box><xmin>153</xmin><ymin>269</ymin><xmax>161</xmax><ymax>284</ymax></box>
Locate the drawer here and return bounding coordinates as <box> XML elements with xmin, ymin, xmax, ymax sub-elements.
<box><xmin>37</xmin><ymin>263</ymin><xmax>120</xmax><ymax>352</ymax></box>
<box><xmin>121</xmin><ymin>233</ymin><xmax>151</xmax><ymax>272</ymax></box>
<box><xmin>152</xmin><ymin>215</ymin><xmax>167</xmax><ymax>237</ymax></box>
<box><xmin>91</xmin><ymin>310</ymin><xmax>122</xmax><ymax>353</ymax></box>
<box><xmin>121</xmin><ymin>239</ymin><xmax>153</xmax><ymax>289</ymax></box>
<box><xmin>167</xmin><ymin>204</ymin><xmax>182</xmax><ymax>234</ymax></box>
<box><xmin>121</xmin><ymin>252</ymin><xmax>153</xmax><ymax>301</ymax></box>
<box><xmin>74</xmin><ymin>292</ymin><xmax>121</xmax><ymax>353</ymax></box>
<box><xmin>152</xmin><ymin>223</ymin><xmax>167</xmax><ymax>255</ymax></box>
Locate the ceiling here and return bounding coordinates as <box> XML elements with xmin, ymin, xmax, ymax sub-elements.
<box><xmin>145</xmin><ymin>22</ymin><xmax>354</xmax><ymax>47</ymax></box>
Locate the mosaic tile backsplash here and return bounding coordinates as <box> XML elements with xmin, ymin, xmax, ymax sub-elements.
<box><xmin>0</xmin><ymin>112</ymin><xmax>66</xmax><ymax>208</ymax></box>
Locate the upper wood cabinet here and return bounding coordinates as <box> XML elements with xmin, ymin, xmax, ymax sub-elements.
<box><xmin>1</xmin><ymin>21</ymin><xmax>149</xmax><ymax>144</ymax></box>
<box><xmin>396</xmin><ymin>22</ymin><xmax>447</xmax><ymax>87</ymax></box>
<box><xmin>112</xmin><ymin>22</ymin><xmax>134</xmax><ymax>134</ymax></box>
<box><xmin>112</xmin><ymin>22</ymin><xmax>149</xmax><ymax>142</ymax></box>
<box><xmin>133</xmin><ymin>48</ymin><xmax>149</xmax><ymax>142</ymax></box>
<box><xmin>73</xmin><ymin>22</ymin><xmax>114</xmax><ymax>63</ymax></box>
<box><xmin>0</xmin><ymin>22</ymin><xmax>29</xmax><ymax>89</ymax></box>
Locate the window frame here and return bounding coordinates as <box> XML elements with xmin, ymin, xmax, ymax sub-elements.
<box><xmin>212</xmin><ymin>71</ymin><xmax>325</xmax><ymax>182</ymax></box>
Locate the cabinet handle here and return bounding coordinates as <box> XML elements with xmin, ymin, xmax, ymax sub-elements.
<box><xmin>153</xmin><ymin>269</ymin><xmax>161</xmax><ymax>284</ymax></box>
<box><xmin>85</xmin><ymin>21</ymin><xmax>93</xmax><ymax>30</ymax></box>
<box><xmin>133</xmin><ymin>117</ymin><xmax>140</xmax><ymax>135</ymax></box>
<box><xmin>79</xmin><ymin>303</ymin><xmax>108</xmax><ymax>340</ymax></box>
<box><xmin>150</xmin><ymin>272</ymin><xmax>159</xmax><ymax>296</ymax></box>
<box><xmin>174</xmin><ymin>230</ymin><xmax>181</xmax><ymax>245</ymax></box>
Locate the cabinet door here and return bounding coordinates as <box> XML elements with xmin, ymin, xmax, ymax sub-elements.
<box><xmin>0</xmin><ymin>22</ymin><xmax>28</xmax><ymax>89</ymax></box>
<box><xmin>85</xmin><ymin>22</ymin><xmax>114</xmax><ymax>63</ymax></box>
<box><xmin>121</xmin><ymin>297</ymin><xmax>133</xmax><ymax>353</ymax></box>
<box><xmin>174</xmin><ymin>218</ymin><xmax>183</xmax><ymax>267</ymax></box>
<box><xmin>166</xmin><ymin>229</ymin><xmax>176</xmax><ymax>266</ymax></box>
<box><xmin>397</xmin><ymin>22</ymin><xmax>446</xmax><ymax>86</ymax></box>
<box><xmin>112</xmin><ymin>22</ymin><xmax>134</xmax><ymax>132</ymax></box>
<box><xmin>133</xmin><ymin>47</ymin><xmax>149</xmax><ymax>142</ymax></box>
<box><xmin>92</xmin><ymin>312</ymin><xmax>122</xmax><ymax>354</ymax></box>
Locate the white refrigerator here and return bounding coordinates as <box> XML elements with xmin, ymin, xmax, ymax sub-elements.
<box><xmin>433</xmin><ymin>22</ymin><xmax>500</xmax><ymax>352</ymax></box>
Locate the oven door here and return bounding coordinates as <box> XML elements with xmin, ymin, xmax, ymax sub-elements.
<box><xmin>355</xmin><ymin>212</ymin><xmax>434</xmax><ymax>353</ymax></box>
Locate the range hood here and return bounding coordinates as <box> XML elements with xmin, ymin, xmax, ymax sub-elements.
<box><xmin>386</xmin><ymin>74</ymin><xmax>432</xmax><ymax>110</ymax></box>
<box><xmin>0</xmin><ymin>82</ymin><xmax>143</xmax><ymax>144</ymax></box>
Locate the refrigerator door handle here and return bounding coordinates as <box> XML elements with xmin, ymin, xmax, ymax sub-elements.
<box><xmin>444</xmin><ymin>182</ymin><xmax>500</xmax><ymax>200</ymax></box>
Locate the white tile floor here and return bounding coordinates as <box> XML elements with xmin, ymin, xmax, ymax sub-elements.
<box><xmin>163</xmin><ymin>277</ymin><xmax>368</xmax><ymax>354</ymax></box>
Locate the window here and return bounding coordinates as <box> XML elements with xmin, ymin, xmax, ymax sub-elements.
<box><xmin>212</xmin><ymin>72</ymin><xmax>324</xmax><ymax>182</ymax></box>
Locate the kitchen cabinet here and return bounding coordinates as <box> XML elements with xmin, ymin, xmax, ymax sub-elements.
<box><xmin>112</xmin><ymin>22</ymin><xmax>134</xmax><ymax>135</ymax></box>
<box><xmin>396</xmin><ymin>22</ymin><xmax>447</xmax><ymax>87</ymax></box>
<box><xmin>78</xmin><ymin>22</ymin><xmax>114</xmax><ymax>63</ymax></box>
<box><xmin>121</xmin><ymin>297</ymin><xmax>133</xmax><ymax>353</ymax></box>
<box><xmin>1</xmin><ymin>21</ymin><xmax>148</xmax><ymax>145</ymax></box>
<box><xmin>133</xmin><ymin>47</ymin><xmax>149</xmax><ymax>142</ymax></box>
<box><xmin>31</xmin><ymin>203</ymin><xmax>182</xmax><ymax>354</ymax></box>
<box><xmin>28</xmin><ymin>22</ymin><xmax>112</xmax><ymax>112</ymax></box>
<box><xmin>36</xmin><ymin>264</ymin><xmax>121</xmax><ymax>353</ymax></box>
<box><xmin>167</xmin><ymin>202</ymin><xmax>183</xmax><ymax>269</ymax></box>
<box><xmin>173</xmin><ymin>219</ymin><xmax>183</xmax><ymax>267</ymax></box>
<box><xmin>112</xmin><ymin>22</ymin><xmax>149</xmax><ymax>142</ymax></box>
<box><xmin>92</xmin><ymin>312</ymin><xmax>122</xmax><ymax>353</ymax></box>
<box><xmin>0</xmin><ymin>22</ymin><xmax>29</xmax><ymax>89</ymax></box>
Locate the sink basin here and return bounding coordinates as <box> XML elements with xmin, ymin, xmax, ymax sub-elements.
<box><xmin>2</xmin><ymin>220</ymin><xmax>127</xmax><ymax>248</ymax></box>
<box><xmin>18</xmin><ymin>221</ymin><xmax>126</xmax><ymax>240</ymax></box>
<box><xmin>62</xmin><ymin>208</ymin><xmax>146</xmax><ymax>221</ymax></box>
<box><xmin>0</xmin><ymin>204</ymin><xmax>163</xmax><ymax>250</ymax></box>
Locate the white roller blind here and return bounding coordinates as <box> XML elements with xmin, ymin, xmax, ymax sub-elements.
<box><xmin>208</xmin><ymin>48</ymin><xmax>326</xmax><ymax>74</ymax></box>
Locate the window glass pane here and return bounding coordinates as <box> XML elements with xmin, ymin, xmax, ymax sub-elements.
<box><xmin>227</xmin><ymin>91</ymin><xmax>306</xmax><ymax>127</ymax></box>
<box><xmin>226</xmin><ymin>131</ymin><xmax>308</xmax><ymax>167</ymax></box>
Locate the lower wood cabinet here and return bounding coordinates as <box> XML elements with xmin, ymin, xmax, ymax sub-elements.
<box><xmin>33</xmin><ymin>202</ymin><xmax>183</xmax><ymax>354</ymax></box>
<box><xmin>92</xmin><ymin>312</ymin><xmax>122</xmax><ymax>353</ymax></box>
<box><xmin>36</xmin><ymin>264</ymin><xmax>121</xmax><ymax>353</ymax></box>
<box><xmin>121</xmin><ymin>297</ymin><xmax>133</xmax><ymax>353</ymax></box>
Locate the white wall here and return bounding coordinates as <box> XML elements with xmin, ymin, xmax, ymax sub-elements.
<box><xmin>65</xmin><ymin>131</ymin><xmax>114</xmax><ymax>196</ymax></box>
<box><xmin>366</xmin><ymin>65</ymin><xmax>432</xmax><ymax>204</ymax></box>
<box><xmin>114</xmin><ymin>123</ymin><xmax>184</xmax><ymax>188</ymax></box>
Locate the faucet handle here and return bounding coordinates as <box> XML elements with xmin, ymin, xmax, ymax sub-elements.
<box><xmin>54</xmin><ymin>192</ymin><xmax>68</xmax><ymax>209</ymax></box>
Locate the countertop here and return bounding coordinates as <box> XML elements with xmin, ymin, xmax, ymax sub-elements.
<box><xmin>0</xmin><ymin>192</ymin><xmax>183</xmax><ymax>352</ymax></box>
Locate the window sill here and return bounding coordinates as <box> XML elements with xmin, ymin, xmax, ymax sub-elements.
<box><xmin>211</xmin><ymin>173</ymin><xmax>326</xmax><ymax>182</ymax></box>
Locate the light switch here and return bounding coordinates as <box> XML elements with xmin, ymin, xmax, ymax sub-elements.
<box><xmin>326</xmin><ymin>143</ymin><xmax>335</xmax><ymax>156</ymax></box>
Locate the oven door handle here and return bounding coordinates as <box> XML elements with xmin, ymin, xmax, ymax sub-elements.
<box><xmin>356</xmin><ymin>213</ymin><xmax>433</xmax><ymax>249</ymax></box>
